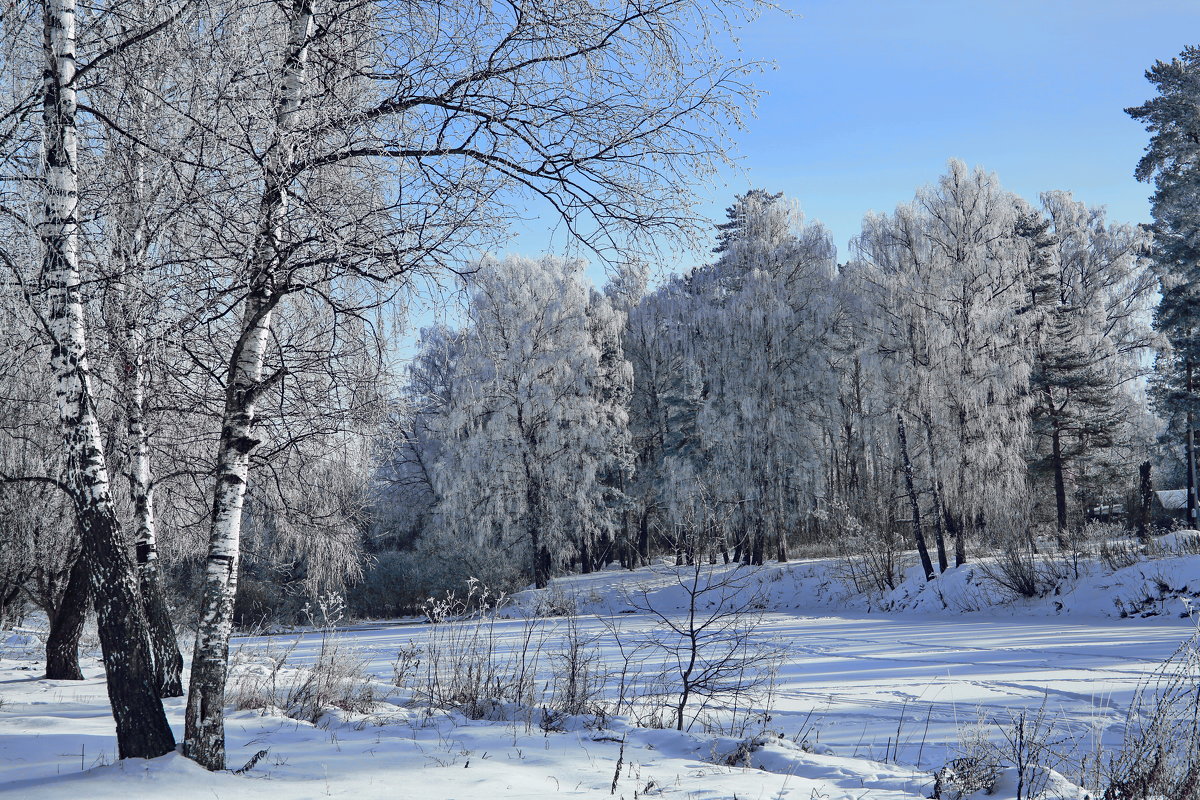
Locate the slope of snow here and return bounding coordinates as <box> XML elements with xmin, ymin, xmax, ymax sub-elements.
<box><xmin>2</xmin><ymin>549</ymin><xmax>1198</xmax><ymax>799</ymax></box>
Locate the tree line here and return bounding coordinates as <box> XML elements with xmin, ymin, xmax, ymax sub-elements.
<box><xmin>377</xmin><ymin>163</ymin><xmax>1159</xmax><ymax>605</ymax></box>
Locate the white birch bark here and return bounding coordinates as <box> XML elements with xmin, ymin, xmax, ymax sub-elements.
<box><xmin>184</xmin><ymin>0</ymin><xmax>314</xmax><ymax>770</ymax></box>
<box><xmin>39</xmin><ymin>0</ymin><xmax>174</xmax><ymax>759</ymax></box>
<box><xmin>108</xmin><ymin>84</ymin><xmax>185</xmax><ymax>699</ymax></box>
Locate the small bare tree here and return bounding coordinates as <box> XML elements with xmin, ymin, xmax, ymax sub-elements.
<box><xmin>622</xmin><ymin>489</ymin><xmax>780</xmax><ymax>732</ymax></box>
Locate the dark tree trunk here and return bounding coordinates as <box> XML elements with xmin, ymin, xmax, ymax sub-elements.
<box><xmin>637</xmin><ymin>508</ymin><xmax>650</xmax><ymax>566</ymax></box>
<box><xmin>922</xmin><ymin>421</ymin><xmax>947</xmax><ymax>573</ymax></box>
<box><xmin>946</xmin><ymin>510</ymin><xmax>966</xmax><ymax>567</ymax></box>
<box><xmin>45</xmin><ymin>548</ymin><xmax>89</xmax><ymax>680</ymax></box>
<box><xmin>538</xmin><ymin>545</ymin><xmax>551</xmax><ymax>587</ymax></box>
<box><xmin>750</xmin><ymin>518</ymin><xmax>765</xmax><ymax>566</ymax></box>
<box><xmin>79</xmin><ymin>502</ymin><xmax>176</xmax><ymax>758</ymax></box>
<box><xmin>1137</xmin><ymin>460</ymin><xmax>1153</xmax><ymax>542</ymax></box>
<box><xmin>897</xmin><ymin>414</ymin><xmax>936</xmax><ymax>580</ymax></box>
<box><xmin>1188</xmin><ymin>358</ymin><xmax>1196</xmax><ymax>527</ymax></box>
<box><xmin>930</xmin><ymin>481</ymin><xmax>948</xmax><ymax>573</ymax></box>
<box><xmin>1051</xmin><ymin>425</ymin><xmax>1068</xmax><ymax>546</ymax></box>
<box><xmin>580</xmin><ymin>536</ymin><xmax>593</xmax><ymax>574</ymax></box>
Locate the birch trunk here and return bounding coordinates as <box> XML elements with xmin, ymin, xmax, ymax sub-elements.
<box><xmin>184</xmin><ymin>0</ymin><xmax>314</xmax><ymax>769</ymax></box>
<box><xmin>110</xmin><ymin>86</ymin><xmax>184</xmax><ymax>698</ymax></box>
<box><xmin>40</xmin><ymin>0</ymin><xmax>174</xmax><ymax>759</ymax></box>
<box><xmin>126</xmin><ymin>335</ymin><xmax>184</xmax><ymax>697</ymax></box>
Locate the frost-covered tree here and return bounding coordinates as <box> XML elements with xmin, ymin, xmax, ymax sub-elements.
<box><xmin>1127</xmin><ymin>45</ymin><xmax>1200</xmax><ymax>526</ymax></box>
<box><xmin>690</xmin><ymin>191</ymin><xmax>839</xmax><ymax>563</ymax></box>
<box><xmin>620</xmin><ymin>276</ymin><xmax>706</xmax><ymax>565</ymax></box>
<box><xmin>852</xmin><ymin>161</ymin><xmax>1034</xmax><ymax>574</ymax></box>
<box><xmin>617</xmin><ymin>191</ymin><xmax>839</xmax><ymax>565</ymax></box>
<box><xmin>1026</xmin><ymin>193</ymin><xmax>1156</xmax><ymax>536</ymax></box>
<box><xmin>175</xmin><ymin>0</ymin><xmax>765</xmax><ymax>768</ymax></box>
<box><xmin>0</xmin><ymin>0</ymin><xmax>179</xmax><ymax>758</ymax></box>
<box><xmin>431</xmin><ymin>256</ymin><xmax>632</xmax><ymax>589</ymax></box>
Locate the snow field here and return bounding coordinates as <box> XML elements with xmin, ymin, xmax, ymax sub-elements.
<box><xmin>2</xmin><ymin>555</ymin><xmax>1198</xmax><ymax>799</ymax></box>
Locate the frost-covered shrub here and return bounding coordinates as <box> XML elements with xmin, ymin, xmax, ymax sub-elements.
<box><xmin>546</xmin><ymin>613</ymin><xmax>608</xmax><ymax>722</ymax></box>
<box><xmin>412</xmin><ymin>580</ymin><xmax>545</xmax><ymax>720</ymax></box>
<box><xmin>348</xmin><ymin>545</ymin><xmax>522</xmax><ymax>619</ymax></box>
<box><xmin>836</xmin><ymin>522</ymin><xmax>910</xmax><ymax>597</ymax></box>
<box><xmin>1100</xmin><ymin>636</ymin><xmax>1200</xmax><ymax>800</ymax></box>
<box><xmin>230</xmin><ymin>631</ymin><xmax>384</xmax><ymax>724</ymax></box>
<box><xmin>1099</xmin><ymin>539</ymin><xmax>1144</xmax><ymax>573</ymax></box>
<box><xmin>932</xmin><ymin>756</ymin><xmax>1000</xmax><ymax>799</ymax></box>
<box><xmin>980</xmin><ymin>542</ymin><xmax>1066</xmax><ymax>599</ymax></box>
<box><xmin>529</xmin><ymin>585</ymin><xmax>580</xmax><ymax>618</ymax></box>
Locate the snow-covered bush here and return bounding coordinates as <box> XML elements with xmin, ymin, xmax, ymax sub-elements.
<box><xmin>230</xmin><ymin>635</ymin><xmax>384</xmax><ymax>725</ymax></box>
<box><xmin>1099</xmin><ymin>538</ymin><xmax>1144</xmax><ymax>573</ymax></box>
<box><xmin>411</xmin><ymin>580</ymin><xmax>545</xmax><ymax>720</ymax></box>
<box><xmin>540</xmin><ymin>614</ymin><xmax>612</xmax><ymax>731</ymax></box>
<box><xmin>836</xmin><ymin>524</ymin><xmax>911</xmax><ymax>597</ymax></box>
<box><xmin>981</xmin><ymin>542</ymin><xmax>1068</xmax><ymax>599</ymax></box>
<box><xmin>1099</xmin><ymin>635</ymin><xmax>1200</xmax><ymax>799</ymax></box>
<box><xmin>936</xmin><ymin>702</ymin><xmax>1075</xmax><ymax>800</ymax></box>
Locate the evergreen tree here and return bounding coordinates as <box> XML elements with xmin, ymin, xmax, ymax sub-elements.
<box><xmin>1025</xmin><ymin>194</ymin><xmax>1156</xmax><ymax>537</ymax></box>
<box><xmin>1127</xmin><ymin>46</ymin><xmax>1200</xmax><ymax>526</ymax></box>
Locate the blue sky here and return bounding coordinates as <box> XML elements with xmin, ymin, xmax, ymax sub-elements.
<box><xmin>496</xmin><ymin>0</ymin><xmax>1200</xmax><ymax>279</ymax></box>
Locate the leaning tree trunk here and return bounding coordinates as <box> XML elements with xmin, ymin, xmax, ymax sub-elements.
<box><xmin>127</xmin><ymin>353</ymin><xmax>184</xmax><ymax>697</ymax></box>
<box><xmin>184</xmin><ymin>0</ymin><xmax>314</xmax><ymax>769</ymax></box>
<box><xmin>897</xmin><ymin>414</ymin><xmax>935</xmax><ymax>581</ymax></box>
<box><xmin>184</xmin><ymin>292</ymin><xmax>275</xmax><ymax>770</ymax></box>
<box><xmin>40</xmin><ymin>0</ymin><xmax>174</xmax><ymax>759</ymax></box>
<box><xmin>44</xmin><ymin>546</ymin><xmax>89</xmax><ymax>680</ymax></box>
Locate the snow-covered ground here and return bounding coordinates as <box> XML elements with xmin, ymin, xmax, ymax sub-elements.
<box><xmin>2</xmin><ymin>551</ymin><xmax>1198</xmax><ymax>799</ymax></box>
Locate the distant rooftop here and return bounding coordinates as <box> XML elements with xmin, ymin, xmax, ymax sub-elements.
<box><xmin>1156</xmin><ymin>489</ymin><xmax>1187</xmax><ymax>510</ymax></box>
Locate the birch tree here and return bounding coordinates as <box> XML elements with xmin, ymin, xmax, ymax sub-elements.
<box><xmin>691</xmin><ymin>191</ymin><xmax>839</xmax><ymax>563</ymax></box>
<box><xmin>853</xmin><ymin>161</ymin><xmax>1033</xmax><ymax>572</ymax></box>
<box><xmin>179</xmin><ymin>0</ymin><xmax>763</xmax><ymax>768</ymax></box>
<box><xmin>0</xmin><ymin>0</ymin><xmax>180</xmax><ymax>759</ymax></box>
<box><xmin>430</xmin><ymin>255</ymin><xmax>631</xmax><ymax>589</ymax></box>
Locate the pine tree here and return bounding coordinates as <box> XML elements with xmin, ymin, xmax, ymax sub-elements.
<box><xmin>1127</xmin><ymin>46</ymin><xmax>1200</xmax><ymax>526</ymax></box>
<box><xmin>1024</xmin><ymin>194</ymin><xmax>1155</xmax><ymax>537</ymax></box>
